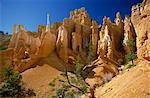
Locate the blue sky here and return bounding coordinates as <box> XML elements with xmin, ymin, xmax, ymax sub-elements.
<box><xmin>0</xmin><ymin>0</ymin><xmax>143</xmax><ymax>33</ymax></box>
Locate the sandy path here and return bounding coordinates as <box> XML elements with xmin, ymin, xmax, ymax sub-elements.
<box><xmin>22</xmin><ymin>64</ymin><xmax>61</xmax><ymax>97</ymax></box>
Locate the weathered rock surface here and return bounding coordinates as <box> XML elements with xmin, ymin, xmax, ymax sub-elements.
<box><xmin>131</xmin><ymin>0</ymin><xmax>150</xmax><ymax>61</ymax></box>
<box><xmin>56</xmin><ymin>26</ymin><xmax>68</xmax><ymax>62</ymax></box>
<box><xmin>86</xmin><ymin>13</ymin><xmax>125</xmax><ymax>87</ymax></box>
<box><xmin>3</xmin><ymin>22</ymin><xmax>57</xmax><ymax>72</ymax></box>
<box><xmin>95</xmin><ymin>60</ymin><xmax>150</xmax><ymax>98</ymax></box>
<box><xmin>123</xmin><ymin>16</ymin><xmax>136</xmax><ymax>54</ymax></box>
<box><xmin>97</xmin><ymin>13</ymin><xmax>124</xmax><ymax>63</ymax></box>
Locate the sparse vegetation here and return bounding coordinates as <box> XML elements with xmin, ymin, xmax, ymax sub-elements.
<box><xmin>125</xmin><ymin>15</ymin><xmax>130</xmax><ymax>19</ymax></box>
<box><xmin>64</xmin><ymin>18</ymin><xmax>71</xmax><ymax>22</ymax></box>
<box><xmin>127</xmin><ymin>64</ymin><xmax>136</xmax><ymax>69</ymax></box>
<box><xmin>0</xmin><ymin>34</ymin><xmax>11</xmax><ymax>51</ymax></box>
<box><xmin>125</xmin><ymin>39</ymin><xmax>137</xmax><ymax>68</ymax></box>
<box><xmin>87</xmin><ymin>40</ymin><xmax>93</xmax><ymax>64</ymax></box>
<box><xmin>80</xmin><ymin>7</ymin><xmax>85</xmax><ymax>12</ymax></box>
<box><xmin>127</xmin><ymin>39</ymin><xmax>135</xmax><ymax>50</ymax></box>
<box><xmin>75</xmin><ymin>54</ymin><xmax>83</xmax><ymax>76</ymax></box>
<box><xmin>0</xmin><ymin>66</ymin><xmax>36</xmax><ymax>97</ymax></box>
<box><xmin>70</xmin><ymin>11</ymin><xmax>74</xmax><ymax>16</ymax></box>
<box><xmin>52</xmin><ymin>22</ymin><xmax>62</xmax><ymax>30</ymax></box>
<box><xmin>49</xmin><ymin>55</ymin><xmax>91</xmax><ymax>98</ymax></box>
<box><xmin>125</xmin><ymin>52</ymin><xmax>136</xmax><ymax>65</ymax></box>
<box><xmin>116</xmin><ymin>12</ymin><xmax>121</xmax><ymax>19</ymax></box>
<box><xmin>125</xmin><ymin>53</ymin><xmax>136</xmax><ymax>68</ymax></box>
<box><xmin>0</xmin><ymin>45</ymin><xmax>7</xmax><ymax>51</ymax></box>
<box><xmin>137</xmin><ymin>2</ymin><xmax>145</xmax><ymax>7</ymax></box>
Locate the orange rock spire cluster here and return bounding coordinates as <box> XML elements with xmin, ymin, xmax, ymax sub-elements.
<box><xmin>0</xmin><ymin>0</ymin><xmax>149</xmax><ymax>87</ymax></box>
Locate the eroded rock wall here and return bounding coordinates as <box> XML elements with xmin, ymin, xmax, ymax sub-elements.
<box><xmin>131</xmin><ymin>0</ymin><xmax>150</xmax><ymax>61</ymax></box>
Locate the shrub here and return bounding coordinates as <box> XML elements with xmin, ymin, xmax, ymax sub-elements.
<box><xmin>124</xmin><ymin>39</ymin><xmax>137</xmax><ymax>68</ymax></box>
<box><xmin>2</xmin><ymin>66</ymin><xmax>13</xmax><ymax>78</ymax></box>
<box><xmin>49</xmin><ymin>72</ymin><xmax>88</xmax><ymax>98</ymax></box>
<box><xmin>125</xmin><ymin>15</ymin><xmax>130</xmax><ymax>19</ymax></box>
<box><xmin>75</xmin><ymin>54</ymin><xmax>83</xmax><ymax>76</ymax></box>
<box><xmin>80</xmin><ymin>7</ymin><xmax>85</xmax><ymax>12</ymax></box>
<box><xmin>0</xmin><ymin>66</ymin><xmax>36</xmax><ymax>97</ymax></box>
<box><xmin>70</xmin><ymin>11</ymin><xmax>74</xmax><ymax>16</ymax></box>
<box><xmin>0</xmin><ymin>45</ymin><xmax>7</xmax><ymax>50</ymax></box>
<box><xmin>49</xmin><ymin>55</ymin><xmax>89</xmax><ymax>97</ymax></box>
<box><xmin>87</xmin><ymin>40</ymin><xmax>93</xmax><ymax>64</ymax></box>
<box><xmin>127</xmin><ymin>39</ymin><xmax>135</xmax><ymax>51</ymax></box>
<box><xmin>125</xmin><ymin>53</ymin><xmax>136</xmax><ymax>63</ymax></box>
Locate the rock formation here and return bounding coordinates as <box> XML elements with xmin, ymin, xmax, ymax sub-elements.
<box><xmin>0</xmin><ymin>1</ymin><xmax>150</xmax><ymax>91</ymax></box>
<box><xmin>97</xmin><ymin>13</ymin><xmax>124</xmax><ymax>63</ymax></box>
<box><xmin>86</xmin><ymin>12</ymin><xmax>125</xmax><ymax>87</ymax></box>
<box><xmin>0</xmin><ymin>8</ymin><xmax>123</xmax><ymax>78</ymax></box>
<box><xmin>56</xmin><ymin>26</ymin><xmax>68</xmax><ymax>62</ymax></box>
<box><xmin>0</xmin><ymin>8</ymin><xmax>95</xmax><ymax>73</ymax></box>
<box><xmin>91</xmin><ymin>20</ymin><xmax>99</xmax><ymax>58</ymax></box>
<box><xmin>123</xmin><ymin>16</ymin><xmax>136</xmax><ymax>54</ymax></box>
<box><xmin>131</xmin><ymin>0</ymin><xmax>150</xmax><ymax>61</ymax></box>
<box><xmin>1</xmin><ymin>14</ymin><xmax>57</xmax><ymax>72</ymax></box>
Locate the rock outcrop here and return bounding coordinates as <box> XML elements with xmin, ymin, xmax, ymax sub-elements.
<box><xmin>3</xmin><ymin>15</ymin><xmax>57</xmax><ymax>72</ymax></box>
<box><xmin>91</xmin><ymin>20</ymin><xmax>99</xmax><ymax>58</ymax></box>
<box><xmin>97</xmin><ymin>13</ymin><xmax>124</xmax><ymax>63</ymax></box>
<box><xmin>55</xmin><ymin>8</ymin><xmax>98</xmax><ymax>64</ymax></box>
<box><xmin>123</xmin><ymin>16</ymin><xmax>136</xmax><ymax>54</ymax></box>
<box><xmin>131</xmin><ymin>0</ymin><xmax>150</xmax><ymax>61</ymax></box>
<box><xmin>56</xmin><ymin>26</ymin><xmax>68</xmax><ymax>62</ymax></box>
<box><xmin>86</xmin><ymin>13</ymin><xmax>124</xmax><ymax>87</ymax></box>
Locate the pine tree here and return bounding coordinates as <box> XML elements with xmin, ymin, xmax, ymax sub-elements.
<box><xmin>49</xmin><ymin>55</ymin><xmax>89</xmax><ymax>97</ymax></box>
<box><xmin>87</xmin><ymin>40</ymin><xmax>93</xmax><ymax>64</ymax></box>
<box><xmin>125</xmin><ymin>39</ymin><xmax>137</xmax><ymax>68</ymax></box>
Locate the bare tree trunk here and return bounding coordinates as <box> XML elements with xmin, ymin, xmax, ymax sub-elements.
<box><xmin>89</xmin><ymin>85</ymin><xmax>96</xmax><ymax>98</ymax></box>
<box><xmin>132</xmin><ymin>59</ymin><xmax>134</xmax><ymax>65</ymax></box>
<box><xmin>64</xmin><ymin>65</ymin><xmax>85</xmax><ymax>94</ymax></box>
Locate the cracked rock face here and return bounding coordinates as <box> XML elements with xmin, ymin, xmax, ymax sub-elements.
<box><xmin>123</xmin><ymin>16</ymin><xmax>136</xmax><ymax>54</ymax></box>
<box><xmin>131</xmin><ymin>0</ymin><xmax>150</xmax><ymax>61</ymax></box>
<box><xmin>6</xmin><ymin>24</ymin><xmax>57</xmax><ymax>72</ymax></box>
<box><xmin>56</xmin><ymin>26</ymin><xmax>68</xmax><ymax>62</ymax></box>
<box><xmin>97</xmin><ymin>14</ymin><xmax>124</xmax><ymax>62</ymax></box>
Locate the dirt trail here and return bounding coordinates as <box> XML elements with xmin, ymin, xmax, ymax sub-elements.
<box><xmin>95</xmin><ymin>60</ymin><xmax>150</xmax><ymax>98</ymax></box>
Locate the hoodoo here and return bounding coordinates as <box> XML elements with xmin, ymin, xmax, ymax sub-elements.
<box><xmin>0</xmin><ymin>0</ymin><xmax>150</xmax><ymax>97</ymax></box>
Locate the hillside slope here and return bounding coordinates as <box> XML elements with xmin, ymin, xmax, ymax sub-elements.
<box><xmin>95</xmin><ymin>60</ymin><xmax>150</xmax><ymax>98</ymax></box>
<box><xmin>21</xmin><ymin>64</ymin><xmax>61</xmax><ymax>97</ymax></box>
